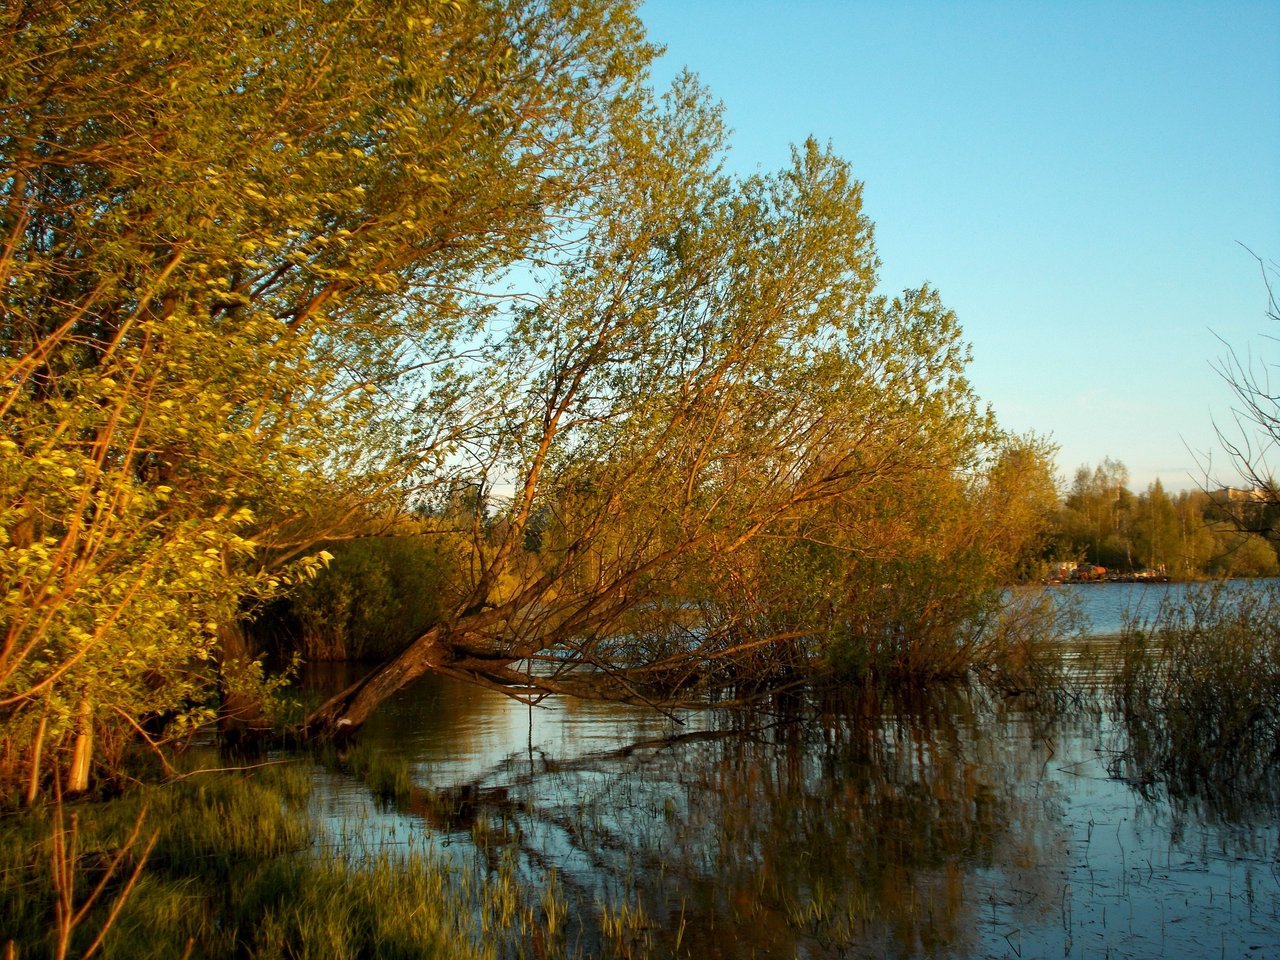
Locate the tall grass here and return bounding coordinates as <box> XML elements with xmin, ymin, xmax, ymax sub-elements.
<box><xmin>325</xmin><ymin>741</ymin><xmax>415</xmax><ymax>807</ymax></box>
<box><xmin>1113</xmin><ymin>581</ymin><xmax>1280</xmax><ymax>814</ymax></box>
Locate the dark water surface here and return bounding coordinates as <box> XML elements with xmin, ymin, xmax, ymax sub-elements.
<box><xmin>305</xmin><ymin>586</ymin><xmax>1280</xmax><ymax>958</ymax></box>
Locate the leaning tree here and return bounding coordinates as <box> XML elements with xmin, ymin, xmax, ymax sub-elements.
<box><xmin>304</xmin><ymin>94</ymin><xmax>1001</xmax><ymax>735</ymax></box>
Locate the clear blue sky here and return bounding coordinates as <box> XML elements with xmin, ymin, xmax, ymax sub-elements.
<box><xmin>639</xmin><ymin>0</ymin><xmax>1280</xmax><ymax>493</ymax></box>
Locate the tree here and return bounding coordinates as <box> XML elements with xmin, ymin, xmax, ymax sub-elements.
<box><xmin>1173</xmin><ymin>491</ymin><xmax>1219</xmax><ymax>578</ymax></box>
<box><xmin>0</xmin><ymin>0</ymin><xmax>654</xmax><ymax>796</ymax></box>
<box><xmin>978</xmin><ymin>434</ymin><xmax>1062</xmax><ymax>580</ymax></box>
<box><xmin>1058</xmin><ymin>458</ymin><xmax>1135</xmax><ymax>568</ymax></box>
<box><xmin>1</xmin><ymin>0</ymin><xmax>1015</xmax><ymax>786</ymax></box>
<box><xmin>1188</xmin><ymin>252</ymin><xmax>1280</xmax><ymax>576</ymax></box>
<box><xmin>709</xmin><ymin>431</ymin><xmax>1063</xmax><ymax>685</ymax></box>
<box><xmin>1133</xmin><ymin>480</ymin><xmax>1179</xmax><ymax>573</ymax></box>
<box><xmin>304</xmin><ymin>98</ymin><xmax>1001</xmax><ymax>734</ymax></box>
<box><xmin>1209</xmin><ymin>529</ymin><xmax>1280</xmax><ymax>578</ymax></box>
<box><xmin>1210</xmin><ymin>255</ymin><xmax>1280</xmax><ymax>506</ymax></box>
<box><xmin>1202</xmin><ymin>252</ymin><xmax>1280</xmax><ymax>576</ymax></box>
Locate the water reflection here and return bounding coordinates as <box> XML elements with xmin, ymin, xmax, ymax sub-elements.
<box><xmin>306</xmin><ymin>672</ymin><xmax>1280</xmax><ymax>959</ymax></box>
<box><xmin>646</xmin><ymin>688</ymin><xmax>1073</xmax><ymax>959</ymax></box>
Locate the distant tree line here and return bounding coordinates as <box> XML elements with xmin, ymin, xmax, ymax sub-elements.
<box><xmin>1043</xmin><ymin>458</ymin><xmax>1280</xmax><ymax>579</ymax></box>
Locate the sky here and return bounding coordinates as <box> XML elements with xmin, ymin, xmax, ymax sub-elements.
<box><xmin>638</xmin><ymin>0</ymin><xmax>1280</xmax><ymax>493</ymax></box>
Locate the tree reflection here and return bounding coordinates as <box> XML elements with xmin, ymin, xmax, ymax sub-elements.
<box><xmin>364</xmin><ymin>681</ymin><xmax>1074</xmax><ymax>958</ymax></box>
<box><xmin>628</xmin><ymin>687</ymin><xmax>1071</xmax><ymax>958</ymax></box>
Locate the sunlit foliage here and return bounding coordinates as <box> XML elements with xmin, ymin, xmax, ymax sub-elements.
<box><xmin>1</xmin><ymin>0</ymin><xmax>653</xmax><ymax>795</ymax></box>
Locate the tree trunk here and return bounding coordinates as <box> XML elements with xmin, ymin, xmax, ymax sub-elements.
<box><xmin>25</xmin><ymin>706</ymin><xmax>47</xmax><ymax>806</ymax></box>
<box><xmin>65</xmin><ymin>696</ymin><xmax>92</xmax><ymax>794</ymax></box>
<box><xmin>304</xmin><ymin>624</ymin><xmax>455</xmax><ymax>738</ymax></box>
<box><xmin>217</xmin><ymin>620</ymin><xmax>271</xmax><ymax>749</ymax></box>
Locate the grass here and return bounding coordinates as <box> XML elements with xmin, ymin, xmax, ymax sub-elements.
<box><xmin>323</xmin><ymin>740</ymin><xmax>415</xmax><ymax>807</ymax></box>
<box><xmin>312</xmin><ymin>740</ymin><xmax>687</xmax><ymax>960</ymax></box>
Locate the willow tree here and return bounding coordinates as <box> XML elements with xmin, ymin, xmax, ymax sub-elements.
<box><xmin>307</xmin><ymin>74</ymin><xmax>998</xmax><ymax>733</ymax></box>
<box><xmin>0</xmin><ymin>0</ymin><xmax>653</xmax><ymax>796</ymax></box>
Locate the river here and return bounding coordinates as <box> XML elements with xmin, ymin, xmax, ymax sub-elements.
<box><xmin>305</xmin><ymin>582</ymin><xmax>1280</xmax><ymax>959</ymax></box>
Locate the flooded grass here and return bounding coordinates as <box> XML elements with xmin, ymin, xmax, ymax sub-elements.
<box><xmin>313</xmin><ymin>646</ymin><xmax>1280</xmax><ymax>960</ymax></box>
<box><xmin>7</xmin><ymin>583</ymin><xmax>1280</xmax><ymax>958</ymax></box>
<box><xmin>323</xmin><ymin>740</ymin><xmax>415</xmax><ymax>808</ymax></box>
<box><xmin>0</xmin><ymin>750</ymin><xmax>596</xmax><ymax>959</ymax></box>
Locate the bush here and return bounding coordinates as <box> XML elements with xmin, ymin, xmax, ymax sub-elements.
<box><xmin>1207</xmin><ymin>531</ymin><xmax>1280</xmax><ymax>578</ymax></box>
<box><xmin>261</xmin><ymin>535</ymin><xmax>466</xmax><ymax>662</ymax></box>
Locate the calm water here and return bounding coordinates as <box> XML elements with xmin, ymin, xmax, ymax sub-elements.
<box><xmin>1043</xmin><ymin>577</ymin><xmax>1276</xmax><ymax>637</ymax></box>
<box><xmin>306</xmin><ymin>584</ymin><xmax>1280</xmax><ymax>959</ymax></box>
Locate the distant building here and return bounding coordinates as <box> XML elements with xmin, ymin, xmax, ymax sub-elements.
<box><xmin>1207</xmin><ymin>486</ymin><xmax>1275</xmax><ymax>535</ymax></box>
<box><xmin>1208</xmin><ymin>486</ymin><xmax>1270</xmax><ymax>506</ymax></box>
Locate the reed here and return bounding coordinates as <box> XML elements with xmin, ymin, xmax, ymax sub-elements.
<box><xmin>1113</xmin><ymin>581</ymin><xmax>1280</xmax><ymax>813</ymax></box>
<box><xmin>598</xmin><ymin>896</ymin><xmax>653</xmax><ymax>958</ymax></box>
<box><xmin>976</xmin><ymin>586</ymin><xmax>1087</xmax><ymax>699</ymax></box>
<box><xmin>326</xmin><ymin>741</ymin><xmax>414</xmax><ymax>807</ymax></box>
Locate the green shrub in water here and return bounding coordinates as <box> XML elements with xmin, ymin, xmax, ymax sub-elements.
<box><xmin>260</xmin><ymin>534</ymin><xmax>465</xmax><ymax>662</ymax></box>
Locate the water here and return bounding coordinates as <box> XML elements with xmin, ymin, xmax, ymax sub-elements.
<box><xmin>1048</xmin><ymin>577</ymin><xmax>1274</xmax><ymax>636</ymax></box>
<box><xmin>306</xmin><ymin>585</ymin><xmax>1280</xmax><ymax>958</ymax></box>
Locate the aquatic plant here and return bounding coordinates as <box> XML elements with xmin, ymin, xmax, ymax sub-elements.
<box><xmin>325</xmin><ymin>740</ymin><xmax>415</xmax><ymax>808</ymax></box>
<box><xmin>974</xmin><ymin>587</ymin><xmax>1087</xmax><ymax>692</ymax></box>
